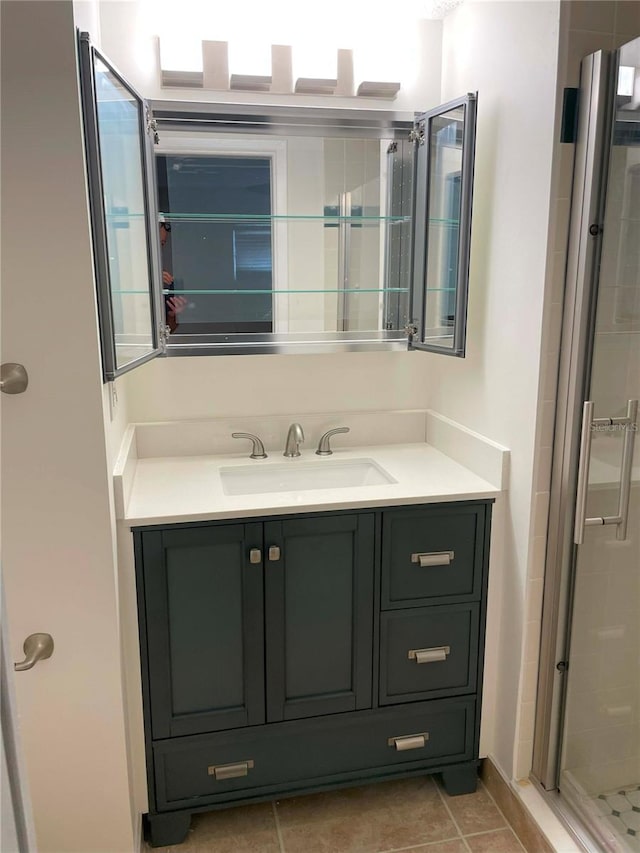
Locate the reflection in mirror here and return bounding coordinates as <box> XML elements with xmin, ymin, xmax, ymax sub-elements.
<box><xmin>155</xmin><ymin>131</ymin><xmax>414</xmax><ymax>341</ymax></box>
<box><xmin>423</xmin><ymin>106</ymin><xmax>465</xmax><ymax>350</ymax></box>
<box><xmin>93</xmin><ymin>59</ymin><xmax>155</xmax><ymax>369</ymax></box>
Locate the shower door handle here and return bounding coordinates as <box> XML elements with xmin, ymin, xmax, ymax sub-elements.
<box><xmin>574</xmin><ymin>401</ymin><xmax>595</xmax><ymax>544</ymax></box>
<box><xmin>616</xmin><ymin>399</ymin><xmax>638</xmax><ymax>540</ymax></box>
<box><xmin>574</xmin><ymin>399</ymin><xmax>638</xmax><ymax>544</ymax></box>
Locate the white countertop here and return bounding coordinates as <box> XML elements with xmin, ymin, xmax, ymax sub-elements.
<box><xmin>122</xmin><ymin>443</ymin><xmax>500</xmax><ymax>528</ymax></box>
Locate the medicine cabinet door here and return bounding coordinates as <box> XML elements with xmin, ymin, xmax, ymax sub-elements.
<box><xmin>410</xmin><ymin>93</ymin><xmax>477</xmax><ymax>357</ymax></box>
<box><xmin>78</xmin><ymin>31</ymin><xmax>163</xmax><ymax>381</ymax></box>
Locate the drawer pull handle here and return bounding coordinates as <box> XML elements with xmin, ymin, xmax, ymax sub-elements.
<box><xmin>388</xmin><ymin>733</ymin><xmax>430</xmax><ymax>751</ymax></box>
<box><xmin>411</xmin><ymin>550</ymin><xmax>454</xmax><ymax>568</ymax></box>
<box><xmin>408</xmin><ymin>645</ymin><xmax>450</xmax><ymax>664</ymax></box>
<box><xmin>208</xmin><ymin>760</ymin><xmax>254</xmax><ymax>780</ymax></box>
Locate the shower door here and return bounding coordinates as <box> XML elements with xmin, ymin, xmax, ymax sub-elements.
<box><xmin>534</xmin><ymin>36</ymin><xmax>640</xmax><ymax>853</ymax></box>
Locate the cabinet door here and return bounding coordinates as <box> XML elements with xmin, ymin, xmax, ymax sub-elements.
<box><xmin>139</xmin><ymin>524</ymin><xmax>264</xmax><ymax>738</ymax></box>
<box><xmin>410</xmin><ymin>93</ymin><xmax>477</xmax><ymax>357</ymax></box>
<box><xmin>264</xmin><ymin>514</ymin><xmax>375</xmax><ymax>722</ymax></box>
<box><xmin>78</xmin><ymin>31</ymin><xmax>164</xmax><ymax>381</ymax></box>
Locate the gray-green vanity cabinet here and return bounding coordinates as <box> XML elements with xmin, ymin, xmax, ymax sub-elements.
<box><xmin>134</xmin><ymin>500</ymin><xmax>492</xmax><ymax>848</ymax></box>
<box><xmin>141</xmin><ymin>523</ymin><xmax>265</xmax><ymax>738</ymax></box>
<box><xmin>263</xmin><ymin>514</ymin><xmax>375</xmax><ymax>721</ymax></box>
<box><xmin>139</xmin><ymin>515</ymin><xmax>374</xmax><ymax>739</ymax></box>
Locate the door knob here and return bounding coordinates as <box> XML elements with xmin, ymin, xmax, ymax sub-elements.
<box><xmin>14</xmin><ymin>633</ymin><xmax>54</xmax><ymax>671</ymax></box>
<box><xmin>0</xmin><ymin>363</ymin><xmax>28</xmax><ymax>394</ymax></box>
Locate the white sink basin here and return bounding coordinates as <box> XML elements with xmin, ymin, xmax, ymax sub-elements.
<box><xmin>220</xmin><ymin>458</ymin><xmax>397</xmax><ymax>496</ymax></box>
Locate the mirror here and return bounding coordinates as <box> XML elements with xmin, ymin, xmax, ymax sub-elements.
<box><xmin>78</xmin><ymin>33</ymin><xmax>161</xmax><ymax>381</ymax></box>
<box><xmin>423</xmin><ymin>106</ymin><xmax>465</xmax><ymax>348</ymax></box>
<box><xmin>154</xmin><ymin>129</ymin><xmax>414</xmax><ymax>343</ymax></box>
<box><xmin>95</xmin><ymin>60</ymin><xmax>156</xmax><ymax>369</ymax></box>
<box><xmin>410</xmin><ymin>94</ymin><xmax>476</xmax><ymax>357</ymax></box>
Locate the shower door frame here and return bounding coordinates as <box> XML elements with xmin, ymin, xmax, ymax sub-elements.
<box><xmin>533</xmin><ymin>33</ymin><xmax>640</xmax><ymax>850</ymax></box>
<box><xmin>531</xmin><ymin>48</ymin><xmax>615</xmax><ymax>795</ymax></box>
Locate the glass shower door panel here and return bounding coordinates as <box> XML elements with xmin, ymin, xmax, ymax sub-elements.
<box><xmin>560</xmin><ymin>36</ymin><xmax>640</xmax><ymax>852</ymax></box>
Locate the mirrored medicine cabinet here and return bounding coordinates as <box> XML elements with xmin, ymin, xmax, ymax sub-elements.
<box><xmin>78</xmin><ymin>31</ymin><xmax>477</xmax><ymax>382</ymax></box>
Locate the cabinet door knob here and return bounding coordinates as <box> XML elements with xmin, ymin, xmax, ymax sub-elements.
<box><xmin>268</xmin><ymin>545</ymin><xmax>281</xmax><ymax>561</ymax></box>
<box><xmin>249</xmin><ymin>548</ymin><xmax>262</xmax><ymax>564</ymax></box>
<box><xmin>387</xmin><ymin>733</ymin><xmax>430</xmax><ymax>751</ymax></box>
<box><xmin>411</xmin><ymin>550</ymin><xmax>454</xmax><ymax>568</ymax></box>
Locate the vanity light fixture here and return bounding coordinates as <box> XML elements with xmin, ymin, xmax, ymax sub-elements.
<box><xmin>159</xmin><ymin>35</ymin><xmax>204</xmax><ymax>88</ymax></box>
<box><xmin>230</xmin><ymin>73</ymin><xmax>273</xmax><ymax>91</ymax></box>
<box><xmin>158</xmin><ymin>37</ymin><xmax>401</xmax><ymax>99</ymax></box>
<box><xmin>292</xmin><ymin>43</ymin><xmax>338</xmax><ymax>95</ymax></box>
<box><xmin>202</xmin><ymin>40</ymin><xmax>229</xmax><ymax>90</ymax></box>
<box><xmin>228</xmin><ymin>39</ymin><xmax>272</xmax><ymax>92</ymax></box>
<box><xmin>353</xmin><ymin>41</ymin><xmax>401</xmax><ymax>99</ymax></box>
<box><xmin>357</xmin><ymin>81</ymin><xmax>401</xmax><ymax>98</ymax></box>
<box><xmin>294</xmin><ymin>77</ymin><xmax>338</xmax><ymax>95</ymax></box>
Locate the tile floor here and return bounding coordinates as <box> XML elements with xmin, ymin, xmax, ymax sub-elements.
<box><xmin>594</xmin><ymin>786</ymin><xmax>640</xmax><ymax>852</ymax></box>
<box><xmin>146</xmin><ymin>776</ymin><xmax>529</xmax><ymax>853</ymax></box>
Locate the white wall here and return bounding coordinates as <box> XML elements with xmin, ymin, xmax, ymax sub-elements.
<box><xmin>122</xmin><ymin>351</ymin><xmax>431</xmax><ymax>423</ymax></box>
<box><xmin>0</xmin><ymin>2</ymin><xmax>136</xmax><ymax>850</ymax></box>
<box><xmin>436</xmin><ymin>0</ymin><xmax>561</xmax><ymax>779</ymax></box>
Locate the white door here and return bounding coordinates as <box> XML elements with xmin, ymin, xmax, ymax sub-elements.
<box><xmin>1</xmin><ymin>3</ymin><xmax>137</xmax><ymax>851</ymax></box>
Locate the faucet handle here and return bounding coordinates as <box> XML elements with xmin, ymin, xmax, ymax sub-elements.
<box><xmin>316</xmin><ymin>427</ymin><xmax>350</xmax><ymax>456</ymax></box>
<box><xmin>232</xmin><ymin>433</ymin><xmax>268</xmax><ymax>459</ymax></box>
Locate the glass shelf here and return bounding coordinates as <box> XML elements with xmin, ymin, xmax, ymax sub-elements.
<box><xmin>115</xmin><ymin>287</ymin><xmax>410</xmax><ymax>295</ymax></box>
<box><xmin>104</xmin><ymin>212</ymin><xmax>459</xmax><ymax>226</ymax></box>
<box><xmin>105</xmin><ymin>211</ymin><xmax>414</xmax><ymax>224</ymax></box>
<box><xmin>160</xmin><ymin>212</ymin><xmax>412</xmax><ymax>223</ymax></box>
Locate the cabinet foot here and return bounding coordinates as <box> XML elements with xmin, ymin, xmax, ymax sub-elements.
<box><xmin>146</xmin><ymin>812</ymin><xmax>192</xmax><ymax>847</ymax></box>
<box><xmin>440</xmin><ymin>763</ymin><xmax>478</xmax><ymax>796</ymax></box>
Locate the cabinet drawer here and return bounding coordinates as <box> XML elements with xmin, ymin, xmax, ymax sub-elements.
<box><xmin>380</xmin><ymin>604</ymin><xmax>479</xmax><ymax>705</ymax></box>
<box><xmin>152</xmin><ymin>698</ymin><xmax>475</xmax><ymax>810</ymax></box>
<box><xmin>381</xmin><ymin>504</ymin><xmax>487</xmax><ymax>608</ymax></box>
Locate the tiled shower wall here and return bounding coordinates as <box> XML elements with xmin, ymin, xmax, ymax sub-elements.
<box><xmin>514</xmin><ymin>0</ymin><xmax>640</xmax><ymax>781</ymax></box>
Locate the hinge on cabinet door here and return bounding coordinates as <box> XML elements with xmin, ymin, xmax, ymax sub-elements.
<box><xmin>404</xmin><ymin>323</ymin><xmax>418</xmax><ymax>338</ymax></box>
<box><xmin>409</xmin><ymin>123</ymin><xmax>425</xmax><ymax>145</ymax></box>
<box><xmin>159</xmin><ymin>323</ymin><xmax>171</xmax><ymax>352</ymax></box>
<box><xmin>146</xmin><ymin>108</ymin><xmax>159</xmax><ymax>144</ymax></box>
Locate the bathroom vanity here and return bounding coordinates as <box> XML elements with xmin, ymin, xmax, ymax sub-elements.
<box><xmin>118</xmin><ymin>423</ymin><xmax>502</xmax><ymax>847</ymax></box>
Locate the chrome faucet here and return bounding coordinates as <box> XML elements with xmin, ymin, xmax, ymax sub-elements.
<box><xmin>283</xmin><ymin>423</ymin><xmax>304</xmax><ymax>458</ymax></box>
